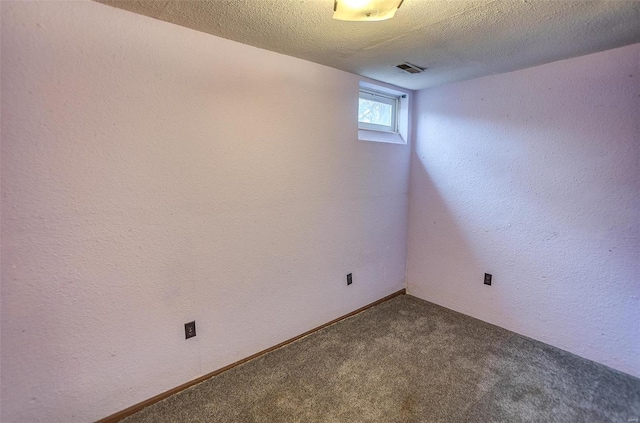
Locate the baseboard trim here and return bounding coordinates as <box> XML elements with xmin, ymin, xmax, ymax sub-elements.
<box><xmin>96</xmin><ymin>289</ymin><xmax>406</xmax><ymax>423</ymax></box>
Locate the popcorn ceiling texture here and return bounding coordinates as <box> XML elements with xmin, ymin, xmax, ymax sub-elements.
<box><xmin>408</xmin><ymin>43</ymin><xmax>640</xmax><ymax>379</ymax></box>
<box><xmin>97</xmin><ymin>0</ymin><xmax>640</xmax><ymax>90</ymax></box>
<box><xmin>0</xmin><ymin>2</ymin><xmax>409</xmax><ymax>422</ymax></box>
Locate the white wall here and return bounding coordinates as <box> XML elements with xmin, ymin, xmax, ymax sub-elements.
<box><xmin>0</xmin><ymin>2</ymin><xmax>410</xmax><ymax>421</ymax></box>
<box><xmin>408</xmin><ymin>43</ymin><xmax>639</xmax><ymax>377</ymax></box>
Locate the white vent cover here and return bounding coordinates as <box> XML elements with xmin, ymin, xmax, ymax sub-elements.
<box><xmin>395</xmin><ymin>63</ymin><xmax>425</xmax><ymax>74</ymax></box>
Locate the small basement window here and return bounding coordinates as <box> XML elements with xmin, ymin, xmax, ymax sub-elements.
<box><xmin>358</xmin><ymin>81</ymin><xmax>408</xmax><ymax>145</ymax></box>
<box><xmin>358</xmin><ymin>89</ymin><xmax>399</xmax><ymax>133</ymax></box>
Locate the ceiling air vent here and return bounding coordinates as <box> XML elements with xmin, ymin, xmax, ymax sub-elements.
<box><xmin>395</xmin><ymin>62</ymin><xmax>425</xmax><ymax>74</ymax></box>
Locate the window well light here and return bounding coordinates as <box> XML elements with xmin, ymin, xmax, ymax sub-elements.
<box><xmin>333</xmin><ymin>0</ymin><xmax>404</xmax><ymax>22</ymax></box>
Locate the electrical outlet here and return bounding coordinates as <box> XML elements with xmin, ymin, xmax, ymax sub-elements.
<box><xmin>185</xmin><ymin>321</ymin><xmax>196</xmax><ymax>339</ymax></box>
<box><xmin>347</xmin><ymin>273</ymin><xmax>353</xmax><ymax>286</ymax></box>
<box><xmin>484</xmin><ymin>273</ymin><xmax>492</xmax><ymax>286</ymax></box>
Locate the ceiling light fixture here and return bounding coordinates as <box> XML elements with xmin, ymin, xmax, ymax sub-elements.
<box><xmin>333</xmin><ymin>0</ymin><xmax>404</xmax><ymax>22</ymax></box>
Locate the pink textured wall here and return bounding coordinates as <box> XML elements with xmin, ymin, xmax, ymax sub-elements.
<box><xmin>408</xmin><ymin>43</ymin><xmax>640</xmax><ymax>377</ymax></box>
<box><xmin>0</xmin><ymin>2</ymin><xmax>410</xmax><ymax>421</ymax></box>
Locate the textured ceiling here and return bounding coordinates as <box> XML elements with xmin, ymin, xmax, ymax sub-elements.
<box><xmin>97</xmin><ymin>0</ymin><xmax>640</xmax><ymax>90</ymax></box>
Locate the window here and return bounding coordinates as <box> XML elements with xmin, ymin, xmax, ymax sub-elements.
<box><xmin>358</xmin><ymin>81</ymin><xmax>408</xmax><ymax>145</ymax></box>
<box><xmin>358</xmin><ymin>89</ymin><xmax>399</xmax><ymax>133</ymax></box>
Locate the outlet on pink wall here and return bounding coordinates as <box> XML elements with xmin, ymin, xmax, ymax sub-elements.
<box><xmin>408</xmin><ymin>43</ymin><xmax>640</xmax><ymax>378</ymax></box>
<box><xmin>0</xmin><ymin>1</ymin><xmax>410</xmax><ymax>422</ymax></box>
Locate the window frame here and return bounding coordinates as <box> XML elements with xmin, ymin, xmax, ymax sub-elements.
<box><xmin>358</xmin><ymin>89</ymin><xmax>400</xmax><ymax>133</ymax></box>
<box><xmin>358</xmin><ymin>81</ymin><xmax>409</xmax><ymax>145</ymax></box>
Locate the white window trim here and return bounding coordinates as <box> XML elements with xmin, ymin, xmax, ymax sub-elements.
<box><xmin>358</xmin><ymin>81</ymin><xmax>409</xmax><ymax>145</ymax></box>
<box><xmin>358</xmin><ymin>89</ymin><xmax>398</xmax><ymax>133</ymax></box>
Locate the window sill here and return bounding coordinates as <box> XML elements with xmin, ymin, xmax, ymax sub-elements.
<box><xmin>358</xmin><ymin>129</ymin><xmax>406</xmax><ymax>145</ymax></box>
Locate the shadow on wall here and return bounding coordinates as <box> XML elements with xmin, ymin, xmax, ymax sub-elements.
<box><xmin>408</xmin><ymin>135</ymin><xmax>581</xmax><ymax>336</ymax></box>
<box><xmin>408</xmin><ymin>66</ymin><xmax>640</xmax><ymax>369</ymax></box>
<box><xmin>407</xmin><ymin>153</ymin><xmax>481</xmax><ymax>304</ymax></box>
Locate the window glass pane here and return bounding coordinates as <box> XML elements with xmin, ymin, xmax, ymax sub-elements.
<box><xmin>358</xmin><ymin>99</ymin><xmax>393</xmax><ymax>127</ymax></box>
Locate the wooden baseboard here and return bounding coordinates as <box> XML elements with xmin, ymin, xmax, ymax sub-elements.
<box><xmin>96</xmin><ymin>289</ymin><xmax>406</xmax><ymax>423</ymax></box>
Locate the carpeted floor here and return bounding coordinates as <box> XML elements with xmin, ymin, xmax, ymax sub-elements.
<box><xmin>122</xmin><ymin>295</ymin><xmax>640</xmax><ymax>423</ymax></box>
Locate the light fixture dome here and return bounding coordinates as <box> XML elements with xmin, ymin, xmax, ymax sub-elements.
<box><xmin>333</xmin><ymin>0</ymin><xmax>404</xmax><ymax>22</ymax></box>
